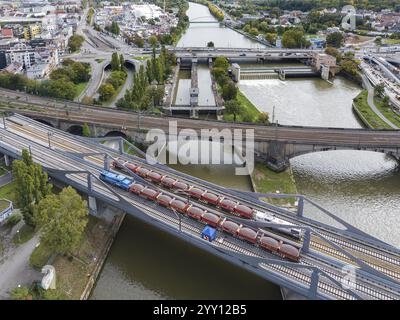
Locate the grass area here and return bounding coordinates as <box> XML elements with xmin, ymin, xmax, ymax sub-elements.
<box><xmin>383</xmin><ymin>39</ymin><xmax>400</xmax><ymax>45</ymax></box>
<box><xmin>75</xmin><ymin>82</ymin><xmax>89</xmax><ymax>98</ymax></box>
<box><xmin>31</xmin><ymin>215</ymin><xmax>116</xmax><ymax>299</ymax></box>
<box><xmin>352</xmin><ymin>91</ymin><xmax>392</xmax><ymax>129</ymax></box>
<box><xmin>374</xmin><ymin>97</ymin><xmax>400</xmax><ymax>128</ymax></box>
<box><xmin>251</xmin><ymin>163</ymin><xmax>298</xmax><ymax>206</ymax></box>
<box><xmin>0</xmin><ymin>181</ymin><xmax>17</xmax><ymax>203</ymax></box>
<box><xmin>123</xmin><ymin>142</ymin><xmax>137</xmax><ymax>155</ymax></box>
<box><xmin>30</xmin><ymin>242</ymin><xmax>52</xmax><ymax>269</ymax></box>
<box><xmin>13</xmin><ymin>224</ymin><xmax>35</xmax><ymax>245</ymax></box>
<box><xmin>224</xmin><ymin>89</ymin><xmax>261</xmax><ymax>122</ymax></box>
<box><xmin>132</xmin><ymin>55</ymin><xmax>150</xmax><ymax>61</ymax></box>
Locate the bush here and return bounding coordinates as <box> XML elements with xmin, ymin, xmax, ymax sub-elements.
<box><xmin>10</xmin><ymin>286</ymin><xmax>31</xmax><ymax>300</ymax></box>
<box><xmin>6</xmin><ymin>212</ymin><xmax>22</xmax><ymax>227</ymax></box>
<box><xmin>30</xmin><ymin>243</ymin><xmax>52</xmax><ymax>269</ymax></box>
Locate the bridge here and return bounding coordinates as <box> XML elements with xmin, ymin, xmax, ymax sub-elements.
<box><xmin>0</xmin><ymin>88</ymin><xmax>399</xmax><ymax>171</ymax></box>
<box><xmin>172</xmin><ymin>47</ymin><xmax>320</xmax><ymax>62</ymax></box>
<box><xmin>1</xmin><ymin>113</ymin><xmax>400</xmax><ymax>300</ymax></box>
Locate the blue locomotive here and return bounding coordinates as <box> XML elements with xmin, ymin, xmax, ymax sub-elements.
<box><xmin>99</xmin><ymin>170</ymin><xmax>134</xmax><ymax>191</ymax></box>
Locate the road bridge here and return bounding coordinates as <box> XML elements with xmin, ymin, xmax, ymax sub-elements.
<box><xmin>0</xmin><ymin>88</ymin><xmax>399</xmax><ymax>171</ymax></box>
<box><xmin>0</xmin><ymin>114</ymin><xmax>400</xmax><ymax>300</ymax></box>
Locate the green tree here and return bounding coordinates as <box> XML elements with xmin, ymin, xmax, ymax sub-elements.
<box><xmin>224</xmin><ymin>100</ymin><xmax>242</xmax><ymax>122</ymax></box>
<box><xmin>68</xmin><ymin>34</ymin><xmax>85</xmax><ymax>52</ymax></box>
<box><xmin>98</xmin><ymin>83</ymin><xmax>115</xmax><ymax>101</ymax></box>
<box><xmin>12</xmin><ymin>149</ymin><xmax>52</xmax><ymax>226</ymax></box>
<box><xmin>111</xmin><ymin>52</ymin><xmax>120</xmax><ymax>71</ymax></box>
<box><xmin>149</xmin><ymin>35</ymin><xmax>158</xmax><ymax>47</ymax></box>
<box><xmin>222</xmin><ymin>81</ymin><xmax>237</xmax><ymax>101</ymax></box>
<box><xmin>34</xmin><ymin>187</ymin><xmax>88</xmax><ymax>255</ymax></box>
<box><xmin>282</xmin><ymin>28</ymin><xmax>310</xmax><ymax>48</ymax></box>
<box><xmin>326</xmin><ymin>32</ymin><xmax>344</xmax><ymax>48</ymax></box>
<box><xmin>257</xmin><ymin>112</ymin><xmax>270</xmax><ymax>125</ymax></box>
<box><xmin>207</xmin><ymin>41</ymin><xmax>215</xmax><ymax>47</ymax></box>
<box><xmin>382</xmin><ymin>95</ymin><xmax>390</xmax><ymax>108</ymax></box>
<box><xmin>133</xmin><ymin>35</ymin><xmax>144</xmax><ymax>48</ymax></box>
<box><xmin>119</xmin><ymin>54</ymin><xmax>125</xmax><ymax>71</ymax></box>
<box><xmin>374</xmin><ymin>83</ymin><xmax>385</xmax><ymax>97</ymax></box>
<box><xmin>325</xmin><ymin>47</ymin><xmax>342</xmax><ymax>63</ymax></box>
<box><xmin>214</xmin><ymin>57</ymin><xmax>230</xmax><ymax>71</ymax></box>
<box><xmin>82</xmin><ymin>123</ymin><xmax>91</xmax><ymax>137</ymax></box>
<box><xmin>10</xmin><ymin>286</ymin><xmax>31</xmax><ymax>300</ymax></box>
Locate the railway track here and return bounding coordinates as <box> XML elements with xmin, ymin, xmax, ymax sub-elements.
<box><xmin>1</xmin><ymin>125</ymin><xmax>399</xmax><ymax>300</ymax></box>
<box><xmin>4</xmin><ymin>115</ymin><xmax>400</xmax><ymax>285</ymax></box>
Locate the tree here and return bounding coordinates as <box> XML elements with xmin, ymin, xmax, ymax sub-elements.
<box><xmin>224</xmin><ymin>100</ymin><xmax>242</xmax><ymax>122</ymax></box>
<box><xmin>133</xmin><ymin>35</ymin><xmax>144</xmax><ymax>48</ymax></box>
<box><xmin>222</xmin><ymin>81</ymin><xmax>237</xmax><ymax>101</ymax></box>
<box><xmin>68</xmin><ymin>34</ymin><xmax>85</xmax><ymax>52</ymax></box>
<box><xmin>111</xmin><ymin>52</ymin><xmax>120</xmax><ymax>71</ymax></box>
<box><xmin>34</xmin><ymin>187</ymin><xmax>88</xmax><ymax>255</ymax></box>
<box><xmin>257</xmin><ymin>112</ymin><xmax>270</xmax><ymax>125</ymax></box>
<box><xmin>82</xmin><ymin>123</ymin><xmax>91</xmax><ymax>137</ymax></box>
<box><xmin>207</xmin><ymin>41</ymin><xmax>215</xmax><ymax>47</ymax></box>
<box><xmin>326</xmin><ymin>32</ymin><xmax>344</xmax><ymax>48</ymax></box>
<box><xmin>213</xmin><ymin>57</ymin><xmax>230</xmax><ymax>72</ymax></box>
<box><xmin>12</xmin><ymin>149</ymin><xmax>52</xmax><ymax>226</ymax></box>
<box><xmin>149</xmin><ymin>35</ymin><xmax>158</xmax><ymax>47</ymax></box>
<box><xmin>282</xmin><ymin>28</ymin><xmax>310</xmax><ymax>48</ymax></box>
<box><xmin>99</xmin><ymin>83</ymin><xmax>115</xmax><ymax>101</ymax></box>
<box><xmin>119</xmin><ymin>54</ymin><xmax>125</xmax><ymax>71</ymax></box>
<box><xmin>10</xmin><ymin>286</ymin><xmax>31</xmax><ymax>300</ymax></box>
<box><xmin>325</xmin><ymin>47</ymin><xmax>341</xmax><ymax>63</ymax></box>
<box><xmin>374</xmin><ymin>83</ymin><xmax>385</xmax><ymax>97</ymax></box>
<box><xmin>382</xmin><ymin>96</ymin><xmax>390</xmax><ymax>108</ymax></box>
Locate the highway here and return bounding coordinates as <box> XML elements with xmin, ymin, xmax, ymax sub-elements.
<box><xmin>0</xmin><ymin>88</ymin><xmax>399</xmax><ymax>150</ymax></box>
<box><xmin>0</xmin><ymin>114</ymin><xmax>400</xmax><ymax>299</ymax></box>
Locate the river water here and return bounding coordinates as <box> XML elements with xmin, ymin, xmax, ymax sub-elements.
<box><xmin>91</xmin><ymin>2</ymin><xmax>400</xmax><ymax>300</ymax></box>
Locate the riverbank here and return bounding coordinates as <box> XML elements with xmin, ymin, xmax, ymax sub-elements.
<box><xmin>250</xmin><ymin>163</ymin><xmax>298</xmax><ymax>206</ymax></box>
<box><xmin>352</xmin><ymin>90</ymin><xmax>392</xmax><ymax>129</ymax></box>
<box><xmin>29</xmin><ymin>210</ymin><xmax>125</xmax><ymax>300</ymax></box>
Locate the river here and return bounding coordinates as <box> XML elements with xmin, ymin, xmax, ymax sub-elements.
<box><xmin>91</xmin><ymin>2</ymin><xmax>400</xmax><ymax>300</ymax></box>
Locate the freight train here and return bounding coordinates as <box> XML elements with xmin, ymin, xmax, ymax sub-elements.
<box><xmin>99</xmin><ymin>169</ymin><xmax>301</xmax><ymax>262</ymax></box>
<box><xmin>111</xmin><ymin>158</ymin><xmax>303</xmax><ymax>239</ymax></box>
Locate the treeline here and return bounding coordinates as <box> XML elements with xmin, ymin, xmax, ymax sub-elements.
<box><xmin>252</xmin><ymin>0</ymin><xmax>400</xmax><ymax>11</ymax></box>
<box><xmin>116</xmin><ymin>46</ymin><xmax>173</xmax><ymax>110</ymax></box>
<box><xmin>148</xmin><ymin>0</ymin><xmax>189</xmax><ymax>45</ymax></box>
<box><xmin>0</xmin><ymin>59</ymin><xmax>91</xmax><ymax>100</ymax></box>
<box><xmin>192</xmin><ymin>0</ymin><xmax>224</xmax><ymax>21</ymax></box>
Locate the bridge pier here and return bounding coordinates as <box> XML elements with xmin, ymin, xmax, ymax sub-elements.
<box><xmin>3</xmin><ymin>154</ymin><xmax>10</xmax><ymax>166</ymax></box>
<box><xmin>265</xmin><ymin>141</ymin><xmax>289</xmax><ymax>172</ymax></box>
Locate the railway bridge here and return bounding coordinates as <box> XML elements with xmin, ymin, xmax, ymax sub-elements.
<box><xmin>1</xmin><ymin>114</ymin><xmax>400</xmax><ymax>300</ymax></box>
<box><xmin>0</xmin><ymin>88</ymin><xmax>399</xmax><ymax>171</ymax></box>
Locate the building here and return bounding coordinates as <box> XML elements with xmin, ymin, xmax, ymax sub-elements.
<box><xmin>0</xmin><ymin>199</ymin><xmax>13</xmax><ymax>224</ymax></box>
<box><xmin>309</xmin><ymin>38</ymin><xmax>326</xmax><ymax>49</ymax></box>
<box><xmin>24</xmin><ymin>24</ymin><xmax>41</xmax><ymax>40</ymax></box>
<box><xmin>312</xmin><ymin>52</ymin><xmax>337</xmax><ymax>78</ymax></box>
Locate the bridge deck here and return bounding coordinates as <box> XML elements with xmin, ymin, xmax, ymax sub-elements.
<box><xmin>0</xmin><ymin>114</ymin><xmax>399</xmax><ymax>300</ymax></box>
